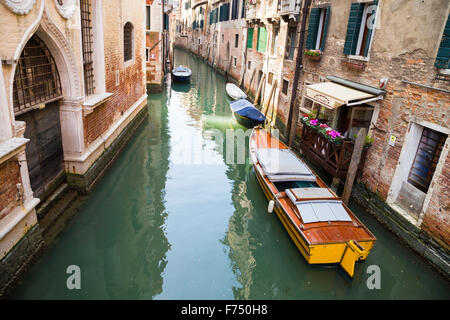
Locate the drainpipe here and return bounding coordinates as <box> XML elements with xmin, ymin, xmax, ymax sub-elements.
<box><xmin>162</xmin><ymin>0</ymin><xmax>166</xmax><ymax>75</ymax></box>
<box><xmin>287</xmin><ymin>0</ymin><xmax>311</xmax><ymax>147</ymax></box>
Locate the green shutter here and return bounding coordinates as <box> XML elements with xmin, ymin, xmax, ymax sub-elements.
<box><xmin>257</xmin><ymin>27</ymin><xmax>267</xmax><ymax>53</ymax></box>
<box><xmin>343</xmin><ymin>3</ymin><xmax>364</xmax><ymax>55</ymax></box>
<box><xmin>305</xmin><ymin>8</ymin><xmax>321</xmax><ymax>50</ymax></box>
<box><xmin>224</xmin><ymin>3</ymin><xmax>230</xmax><ymax>21</ymax></box>
<box><xmin>436</xmin><ymin>14</ymin><xmax>450</xmax><ymax>69</ymax></box>
<box><xmin>320</xmin><ymin>7</ymin><xmax>331</xmax><ymax>51</ymax></box>
<box><xmin>219</xmin><ymin>4</ymin><xmax>230</xmax><ymax>22</ymax></box>
<box><xmin>362</xmin><ymin>0</ymin><xmax>378</xmax><ymax>56</ymax></box>
<box><xmin>247</xmin><ymin>28</ymin><xmax>254</xmax><ymax>49</ymax></box>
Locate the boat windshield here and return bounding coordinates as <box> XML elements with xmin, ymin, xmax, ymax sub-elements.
<box><xmin>274</xmin><ymin>180</ymin><xmax>318</xmax><ymax>192</ymax></box>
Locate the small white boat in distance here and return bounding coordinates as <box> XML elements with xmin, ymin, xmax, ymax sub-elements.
<box><xmin>226</xmin><ymin>83</ymin><xmax>247</xmax><ymax>100</ymax></box>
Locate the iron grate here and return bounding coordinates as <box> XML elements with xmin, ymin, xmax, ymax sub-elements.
<box><xmin>13</xmin><ymin>35</ymin><xmax>62</xmax><ymax>114</ymax></box>
<box><xmin>80</xmin><ymin>0</ymin><xmax>95</xmax><ymax>96</ymax></box>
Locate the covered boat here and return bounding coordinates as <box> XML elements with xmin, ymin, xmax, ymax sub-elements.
<box><xmin>172</xmin><ymin>65</ymin><xmax>192</xmax><ymax>82</ymax></box>
<box><xmin>226</xmin><ymin>83</ymin><xmax>247</xmax><ymax>100</ymax></box>
<box><xmin>230</xmin><ymin>99</ymin><xmax>266</xmax><ymax>128</ymax></box>
<box><xmin>250</xmin><ymin>127</ymin><xmax>376</xmax><ymax>278</ymax></box>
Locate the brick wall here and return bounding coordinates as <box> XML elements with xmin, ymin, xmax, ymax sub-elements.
<box><xmin>0</xmin><ymin>158</ymin><xmax>23</xmax><ymax>220</ymax></box>
<box><xmin>84</xmin><ymin>1</ymin><xmax>146</xmax><ymax>145</ymax></box>
<box><xmin>421</xmin><ymin>154</ymin><xmax>450</xmax><ymax>248</ymax></box>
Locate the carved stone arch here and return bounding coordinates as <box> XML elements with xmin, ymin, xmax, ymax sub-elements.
<box><xmin>10</xmin><ymin>7</ymin><xmax>83</xmax><ymax>103</ymax></box>
<box><xmin>36</xmin><ymin>10</ymin><xmax>83</xmax><ymax>99</ymax></box>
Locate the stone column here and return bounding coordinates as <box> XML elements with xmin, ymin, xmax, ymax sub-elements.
<box><xmin>59</xmin><ymin>97</ymin><xmax>86</xmax><ymax>172</ymax></box>
<box><xmin>14</xmin><ymin>121</ymin><xmax>33</xmax><ymax>203</ymax></box>
<box><xmin>0</xmin><ymin>65</ymin><xmax>14</xmax><ymax>143</ymax></box>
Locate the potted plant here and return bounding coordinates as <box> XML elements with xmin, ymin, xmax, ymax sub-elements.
<box><xmin>301</xmin><ymin>115</ymin><xmax>344</xmax><ymax>144</ymax></box>
<box><xmin>304</xmin><ymin>49</ymin><xmax>322</xmax><ymax>61</ymax></box>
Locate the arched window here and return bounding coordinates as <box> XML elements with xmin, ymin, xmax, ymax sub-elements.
<box><xmin>123</xmin><ymin>22</ymin><xmax>134</xmax><ymax>62</ymax></box>
<box><xmin>13</xmin><ymin>34</ymin><xmax>62</xmax><ymax>114</ymax></box>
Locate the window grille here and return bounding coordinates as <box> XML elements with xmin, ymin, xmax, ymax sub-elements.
<box><xmin>13</xmin><ymin>35</ymin><xmax>62</xmax><ymax>114</ymax></box>
<box><xmin>80</xmin><ymin>0</ymin><xmax>95</xmax><ymax>96</ymax></box>
<box><xmin>124</xmin><ymin>22</ymin><xmax>134</xmax><ymax>62</ymax></box>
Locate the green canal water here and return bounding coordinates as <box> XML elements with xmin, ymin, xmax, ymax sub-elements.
<box><xmin>11</xmin><ymin>49</ymin><xmax>449</xmax><ymax>299</ymax></box>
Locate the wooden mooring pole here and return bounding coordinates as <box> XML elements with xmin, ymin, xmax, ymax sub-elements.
<box><xmin>342</xmin><ymin>128</ymin><xmax>366</xmax><ymax>205</ymax></box>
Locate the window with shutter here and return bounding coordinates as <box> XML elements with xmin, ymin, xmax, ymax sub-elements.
<box><xmin>285</xmin><ymin>27</ymin><xmax>297</xmax><ymax>60</ymax></box>
<box><xmin>435</xmin><ymin>14</ymin><xmax>450</xmax><ymax>69</ymax></box>
<box><xmin>343</xmin><ymin>3</ymin><xmax>365</xmax><ymax>55</ymax></box>
<box><xmin>257</xmin><ymin>27</ymin><xmax>268</xmax><ymax>53</ymax></box>
<box><xmin>305</xmin><ymin>8</ymin><xmax>321</xmax><ymax>50</ymax></box>
<box><xmin>320</xmin><ymin>7</ymin><xmax>331</xmax><ymax>51</ymax></box>
<box><xmin>219</xmin><ymin>3</ymin><xmax>230</xmax><ymax>22</ymax></box>
<box><xmin>305</xmin><ymin>7</ymin><xmax>331</xmax><ymax>51</ymax></box>
<box><xmin>343</xmin><ymin>1</ymin><xmax>378</xmax><ymax>57</ymax></box>
<box><xmin>247</xmin><ymin>28</ymin><xmax>254</xmax><ymax>49</ymax></box>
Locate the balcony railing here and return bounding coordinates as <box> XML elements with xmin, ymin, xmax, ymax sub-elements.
<box><xmin>299</xmin><ymin>124</ymin><xmax>368</xmax><ymax>180</ymax></box>
<box><xmin>279</xmin><ymin>0</ymin><xmax>301</xmax><ymax>16</ymax></box>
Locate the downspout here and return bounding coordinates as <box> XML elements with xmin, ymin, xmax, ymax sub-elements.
<box><xmin>287</xmin><ymin>0</ymin><xmax>312</xmax><ymax>147</ymax></box>
<box><xmin>162</xmin><ymin>0</ymin><xmax>166</xmax><ymax>74</ymax></box>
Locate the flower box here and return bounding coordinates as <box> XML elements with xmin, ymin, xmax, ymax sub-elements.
<box><xmin>304</xmin><ymin>50</ymin><xmax>322</xmax><ymax>61</ymax></box>
<box><xmin>300</xmin><ymin>115</ymin><xmax>343</xmax><ymax>144</ymax></box>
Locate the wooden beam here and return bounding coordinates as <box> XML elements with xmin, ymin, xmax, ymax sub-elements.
<box><xmin>262</xmin><ymin>80</ymin><xmax>277</xmax><ymax>116</ymax></box>
<box><xmin>342</xmin><ymin>128</ymin><xmax>366</xmax><ymax>204</ymax></box>
<box><xmin>246</xmin><ymin>69</ymin><xmax>257</xmax><ymax>95</ymax></box>
<box><xmin>254</xmin><ymin>73</ymin><xmax>266</xmax><ymax>105</ymax></box>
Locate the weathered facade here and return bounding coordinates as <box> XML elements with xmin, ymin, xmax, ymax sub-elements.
<box><xmin>173</xmin><ymin>0</ymin><xmax>450</xmax><ymax>276</ymax></box>
<box><xmin>0</xmin><ymin>0</ymin><xmax>147</xmax><ymax>296</ymax></box>
<box><xmin>146</xmin><ymin>0</ymin><xmax>174</xmax><ymax>92</ymax></box>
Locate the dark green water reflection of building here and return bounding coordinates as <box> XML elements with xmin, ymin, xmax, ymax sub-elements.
<box><xmin>11</xmin><ymin>49</ymin><xmax>450</xmax><ymax>300</ymax></box>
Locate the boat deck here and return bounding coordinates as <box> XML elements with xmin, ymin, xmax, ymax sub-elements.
<box><xmin>250</xmin><ymin>128</ymin><xmax>376</xmax><ymax>246</ymax></box>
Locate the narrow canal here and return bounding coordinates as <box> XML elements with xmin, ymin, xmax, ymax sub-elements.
<box><xmin>11</xmin><ymin>49</ymin><xmax>449</xmax><ymax>299</ymax></box>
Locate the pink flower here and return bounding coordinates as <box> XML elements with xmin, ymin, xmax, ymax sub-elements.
<box><xmin>310</xmin><ymin>119</ymin><xmax>318</xmax><ymax>126</ymax></box>
<box><xmin>319</xmin><ymin>124</ymin><xmax>328</xmax><ymax>128</ymax></box>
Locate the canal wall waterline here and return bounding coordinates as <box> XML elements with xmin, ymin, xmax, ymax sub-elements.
<box><xmin>174</xmin><ymin>45</ymin><xmax>450</xmax><ymax>280</ymax></box>
<box><xmin>67</xmin><ymin>98</ymin><xmax>149</xmax><ymax>193</ymax></box>
<box><xmin>0</xmin><ymin>224</ymin><xmax>44</xmax><ymax>298</ymax></box>
<box><xmin>0</xmin><ymin>97</ymin><xmax>152</xmax><ymax>298</ymax></box>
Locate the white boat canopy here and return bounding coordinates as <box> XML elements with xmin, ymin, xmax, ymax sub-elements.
<box><xmin>255</xmin><ymin>148</ymin><xmax>316</xmax><ymax>182</ymax></box>
<box><xmin>286</xmin><ymin>187</ymin><xmax>352</xmax><ymax>224</ymax></box>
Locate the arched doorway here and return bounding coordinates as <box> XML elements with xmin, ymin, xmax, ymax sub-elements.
<box><xmin>14</xmin><ymin>34</ymin><xmax>65</xmax><ymax>201</ymax></box>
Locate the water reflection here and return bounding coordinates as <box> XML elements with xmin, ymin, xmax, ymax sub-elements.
<box><xmin>12</xmin><ymin>94</ymin><xmax>172</xmax><ymax>299</ymax></box>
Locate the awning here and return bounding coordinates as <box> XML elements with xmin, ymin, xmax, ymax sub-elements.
<box><xmin>305</xmin><ymin>82</ymin><xmax>379</xmax><ymax>109</ymax></box>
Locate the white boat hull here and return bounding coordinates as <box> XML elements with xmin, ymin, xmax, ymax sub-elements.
<box><xmin>226</xmin><ymin>83</ymin><xmax>247</xmax><ymax>100</ymax></box>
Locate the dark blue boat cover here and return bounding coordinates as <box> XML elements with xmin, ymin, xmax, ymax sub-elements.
<box><xmin>230</xmin><ymin>99</ymin><xmax>266</xmax><ymax>121</ymax></box>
